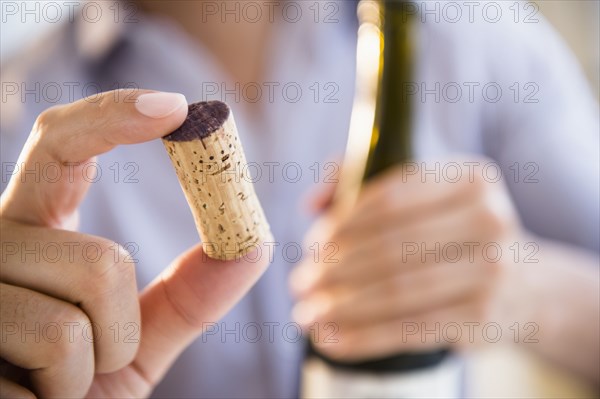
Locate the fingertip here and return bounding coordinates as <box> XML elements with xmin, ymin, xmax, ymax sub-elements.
<box><xmin>233</xmin><ymin>242</ymin><xmax>273</xmax><ymax>271</ymax></box>
<box><xmin>171</xmin><ymin>243</ymin><xmax>205</xmax><ymax>270</ymax></box>
<box><xmin>289</xmin><ymin>264</ymin><xmax>316</xmax><ymax>298</ymax></box>
<box><xmin>167</xmin><ymin>95</ymin><xmax>189</xmax><ymax>130</ymax></box>
<box><xmin>128</xmin><ymin>91</ymin><xmax>188</xmax><ymax>141</ymax></box>
<box><xmin>135</xmin><ymin>92</ymin><xmax>188</xmax><ymax>120</ymax></box>
<box><xmin>172</xmin><ymin>96</ymin><xmax>189</xmax><ymax>124</ymax></box>
<box><xmin>175</xmin><ymin>242</ymin><xmax>270</xmax><ymax>273</ymax></box>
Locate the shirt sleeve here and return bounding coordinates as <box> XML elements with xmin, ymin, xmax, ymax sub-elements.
<box><xmin>481</xmin><ymin>8</ymin><xmax>599</xmax><ymax>253</ymax></box>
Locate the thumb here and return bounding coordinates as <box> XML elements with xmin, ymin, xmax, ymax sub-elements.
<box><xmin>304</xmin><ymin>180</ymin><xmax>337</xmax><ymax>214</ymax></box>
<box><xmin>303</xmin><ymin>159</ymin><xmax>342</xmax><ymax>214</ymax></box>
<box><xmin>132</xmin><ymin>244</ymin><xmax>270</xmax><ymax>387</ymax></box>
<box><xmin>0</xmin><ymin>89</ymin><xmax>188</xmax><ymax>228</ymax></box>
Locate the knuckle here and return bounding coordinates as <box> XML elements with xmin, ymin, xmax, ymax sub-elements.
<box><xmin>52</xmin><ymin>303</ymin><xmax>90</xmax><ymax>329</ymax></box>
<box><xmin>86</xmin><ymin>89</ymin><xmax>135</xmax><ymax>119</ymax></box>
<box><xmin>465</xmin><ymin>170</ymin><xmax>488</xmax><ymax>198</ymax></box>
<box><xmin>82</xmin><ymin>89</ymin><xmax>133</xmax><ymax>132</ymax></box>
<box><xmin>161</xmin><ymin>278</ymin><xmax>203</xmax><ymax>329</ymax></box>
<box><xmin>51</xmin><ymin>305</ymin><xmax>93</xmax><ymax>358</ymax></box>
<box><xmin>91</xmin><ymin>91</ymin><xmax>118</xmax><ymax>117</ymax></box>
<box><xmin>477</xmin><ymin>202</ymin><xmax>510</xmax><ymax>238</ymax></box>
<box><xmin>32</xmin><ymin>105</ymin><xmax>62</xmax><ymax>139</ymax></box>
<box><xmin>84</xmin><ymin>239</ymin><xmax>135</xmax><ymax>295</ymax></box>
<box><xmin>83</xmin><ymin>95</ymin><xmax>112</xmax><ymax>130</ymax></box>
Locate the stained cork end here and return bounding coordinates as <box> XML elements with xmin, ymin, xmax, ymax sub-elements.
<box><xmin>162</xmin><ymin>101</ymin><xmax>273</xmax><ymax>261</ymax></box>
<box><xmin>164</xmin><ymin>101</ymin><xmax>230</xmax><ymax>141</ymax></box>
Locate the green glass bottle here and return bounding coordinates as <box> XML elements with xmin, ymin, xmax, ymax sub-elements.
<box><xmin>363</xmin><ymin>0</ymin><xmax>413</xmax><ymax>179</ymax></box>
<box><xmin>309</xmin><ymin>0</ymin><xmax>448</xmax><ymax>374</ymax></box>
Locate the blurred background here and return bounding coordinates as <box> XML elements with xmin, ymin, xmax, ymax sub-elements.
<box><xmin>2</xmin><ymin>0</ymin><xmax>599</xmax><ymax>98</ymax></box>
<box><xmin>1</xmin><ymin>1</ymin><xmax>598</xmax><ymax>398</ymax></box>
<box><xmin>538</xmin><ymin>0</ymin><xmax>599</xmax><ymax>99</ymax></box>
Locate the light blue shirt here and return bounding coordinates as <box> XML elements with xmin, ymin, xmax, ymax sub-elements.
<box><xmin>1</xmin><ymin>2</ymin><xmax>598</xmax><ymax>397</ymax></box>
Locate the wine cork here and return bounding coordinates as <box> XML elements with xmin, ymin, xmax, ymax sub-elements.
<box><xmin>162</xmin><ymin>101</ymin><xmax>273</xmax><ymax>260</ymax></box>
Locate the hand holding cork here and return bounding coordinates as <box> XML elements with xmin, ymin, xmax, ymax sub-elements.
<box><xmin>163</xmin><ymin>101</ymin><xmax>273</xmax><ymax>260</ymax></box>
<box><xmin>1</xmin><ymin>90</ymin><xmax>272</xmax><ymax>398</ymax></box>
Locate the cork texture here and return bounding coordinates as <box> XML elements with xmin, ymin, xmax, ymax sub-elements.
<box><xmin>164</xmin><ymin>101</ymin><xmax>230</xmax><ymax>141</ymax></box>
<box><xmin>163</xmin><ymin>102</ymin><xmax>273</xmax><ymax>260</ymax></box>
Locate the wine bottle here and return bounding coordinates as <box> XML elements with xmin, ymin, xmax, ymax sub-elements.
<box><xmin>363</xmin><ymin>0</ymin><xmax>412</xmax><ymax>178</ymax></box>
<box><xmin>301</xmin><ymin>1</ymin><xmax>460</xmax><ymax>397</ymax></box>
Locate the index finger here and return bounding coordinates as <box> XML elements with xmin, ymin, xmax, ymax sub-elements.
<box><xmin>0</xmin><ymin>89</ymin><xmax>188</xmax><ymax>227</ymax></box>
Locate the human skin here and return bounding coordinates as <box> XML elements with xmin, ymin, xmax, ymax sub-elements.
<box><xmin>1</xmin><ymin>2</ymin><xmax>598</xmax><ymax>396</ymax></box>
<box><xmin>289</xmin><ymin>162</ymin><xmax>600</xmax><ymax>385</ymax></box>
<box><xmin>141</xmin><ymin>0</ymin><xmax>600</xmax><ymax>387</ymax></box>
<box><xmin>0</xmin><ymin>90</ymin><xmax>270</xmax><ymax>398</ymax></box>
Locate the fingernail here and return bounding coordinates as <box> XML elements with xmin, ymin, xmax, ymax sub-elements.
<box><xmin>135</xmin><ymin>92</ymin><xmax>187</xmax><ymax>118</ymax></box>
